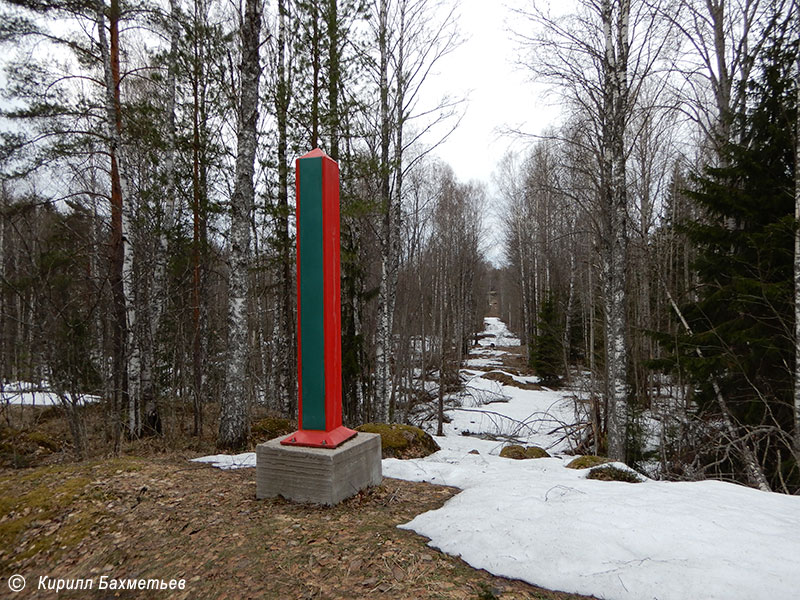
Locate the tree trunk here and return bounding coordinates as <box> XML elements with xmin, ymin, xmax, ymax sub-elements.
<box><xmin>0</xmin><ymin>188</ymin><xmax>5</xmax><ymax>383</ymax></box>
<box><xmin>709</xmin><ymin>0</ymin><xmax>732</xmax><ymax>147</ymax></box>
<box><xmin>327</xmin><ymin>0</ymin><xmax>340</xmax><ymax>159</ymax></box>
<box><xmin>387</xmin><ymin>0</ymin><xmax>408</xmax><ymax>422</ymax></box>
<box><xmin>375</xmin><ymin>0</ymin><xmax>393</xmax><ymax>423</ymax></box>
<box><xmin>588</xmin><ymin>265</ymin><xmax>600</xmax><ymax>455</ymax></box>
<box><xmin>516</xmin><ymin>216</ymin><xmax>531</xmax><ymax>347</ymax></box>
<box><xmin>602</xmin><ymin>0</ymin><xmax>630</xmax><ymax>463</ymax></box>
<box><xmin>218</xmin><ymin>0</ymin><xmax>262</xmax><ymax>450</ymax></box>
<box><xmin>563</xmin><ymin>246</ymin><xmax>575</xmax><ymax>386</ymax></box>
<box><xmin>190</xmin><ymin>0</ymin><xmax>207</xmax><ymax>437</ymax></box>
<box><xmin>311</xmin><ymin>2</ymin><xmax>320</xmax><ymax>148</ymax></box>
<box><xmin>794</xmin><ymin>25</ymin><xmax>800</xmax><ymax>454</ymax></box>
<box><xmin>97</xmin><ymin>0</ymin><xmax>130</xmax><ymax>449</ymax></box>
<box><xmin>436</xmin><ymin>250</ymin><xmax>445</xmax><ymax>437</ymax></box>
<box><xmin>60</xmin><ymin>394</ymin><xmax>87</xmax><ymax>460</ymax></box>
<box><xmin>141</xmin><ymin>0</ymin><xmax>181</xmax><ymax>437</ymax></box>
<box><xmin>277</xmin><ymin>0</ymin><xmax>296</xmax><ymax>416</ymax></box>
<box><xmin>110</xmin><ymin>0</ymin><xmax>141</xmax><ymax>440</ymax></box>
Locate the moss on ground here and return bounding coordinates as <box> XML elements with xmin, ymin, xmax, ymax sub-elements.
<box><xmin>565</xmin><ymin>455</ymin><xmax>612</xmax><ymax>469</ymax></box>
<box><xmin>250</xmin><ymin>416</ymin><xmax>295</xmax><ymax>444</ymax></box>
<box><xmin>499</xmin><ymin>445</ymin><xmax>551</xmax><ymax>460</ymax></box>
<box><xmin>2</xmin><ymin>454</ymin><xmax>598</xmax><ymax>599</ymax></box>
<box><xmin>0</xmin><ymin>425</ymin><xmax>64</xmax><ymax>468</ymax></box>
<box><xmin>587</xmin><ymin>465</ymin><xmax>643</xmax><ymax>483</ymax></box>
<box><xmin>0</xmin><ymin>472</ymin><xmax>90</xmax><ymax>564</ymax></box>
<box><xmin>525</xmin><ymin>446</ymin><xmax>550</xmax><ymax>459</ymax></box>
<box><xmin>356</xmin><ymin>423</ymin><xmax>440</xmax><ymax>459</ymax></box>
<box><xmin>0</xmin><ymin>458</ymin><xmax>140</xmax><ymax>569</ymax></box>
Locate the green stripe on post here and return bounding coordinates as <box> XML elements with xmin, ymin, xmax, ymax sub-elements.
<box><xmin>298</xmin><ymin>157</ymin><xmax>326</xmax><ymax>430</ymax></box>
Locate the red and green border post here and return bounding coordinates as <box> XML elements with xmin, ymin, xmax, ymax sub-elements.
<box><xmin>281</xmin><ymin>149</ymin><xmax>357</xmax><ymax>448</ymax></box>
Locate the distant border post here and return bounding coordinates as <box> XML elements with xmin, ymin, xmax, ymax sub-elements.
<box><xmin>256</xmin><ymin>149</ymin><xmax>381</xmax><ymax>506</ymax></box>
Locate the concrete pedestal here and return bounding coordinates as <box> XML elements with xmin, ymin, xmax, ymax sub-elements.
<box><xmin>256</xmin><ymin>432</ymin><xmax>382</xmax><ymax>505</ymax></box>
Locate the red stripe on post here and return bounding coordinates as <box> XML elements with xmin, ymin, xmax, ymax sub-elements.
<box><xmin>294</xmin><ymin>154</ymin><xmax>304</xmax><ymax>429</ymax></box>
<box><xmin>323</xmin><ymin>155</ymin><xmax>342</xmax><ymax>432</ymax></box>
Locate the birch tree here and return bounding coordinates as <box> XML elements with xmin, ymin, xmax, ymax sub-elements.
<box><xmin>793</xmin><ymin>0</ymin><xmax>800</xmax><ymax>454</ymax></box>
<box><xmin>515</xmin><ymin>0</ymin><xmax>667</xmax><ymax>460</ymax></box>
<box><xmin>793</xmin><ymin>2</ymin><xmax>800</xmax><ymax>456</ymax></box>
<box><xmin>657</xmin><ymin>0</ymin><xmax>778</xmax><ymax>155</ymax></box>
<box><xmin>497</xmin><ymin>151</ymin><xmax>534</xmax><ymax>346</ymax></box>
<box><xmin>374</xmin><ymin>0</ymin><xmax>393</xmax><ymax>423</ymax></box>
<box><xmin>218</xmin><ymin>0</ymin><xmax>262</xmax><ymax>449</ymax></box>
<box><xmin>93</xmin><ymin>0</ymin><xmax>143</xmax><ymax>444</ymax></box>
<box><xmin>371</xmin><ymin>0</ymin><xmax>459</xmax><ymax>423</ymax></box>
<box><xmin>0</xmin><ymin>0</ymin><xmax>165</xmax><ymax>443</ymax></box>
<box><xmin>600</xmin><ymin>0</ymin><xmax>631</xmax><ymax>461</ymax></box>
<box><xmin>275</xmin><ymin>0</ymin><xmax>296</xmax><ymax>414</ymax></box>
<box><xmin>136</xmin><ymin>0</ymin><xmax>182</xmax><ymax>437</ymax></box>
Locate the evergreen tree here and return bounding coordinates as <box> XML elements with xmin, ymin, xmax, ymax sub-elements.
<box><xmin>530</xmin><ymin>295</ymin><xmax>563</xmax><ymax>387</ymax></box>
<box><xmin>662</xmin><ymin>28</ymin><xmax>797</xmax><ymax>489</ymax></box>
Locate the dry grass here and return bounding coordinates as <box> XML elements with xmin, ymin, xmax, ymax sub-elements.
<box><xmin>481</xmin><ymin>371</ymin><xmax>543</xmax><ymax>391</ymax></box>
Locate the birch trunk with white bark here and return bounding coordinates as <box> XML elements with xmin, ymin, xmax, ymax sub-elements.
<box><xmin>375</xmin><ymin>0</ymin><xmax>393</xmax><ymax>423</ymax></box>
<box><xmin>218</xmin><ymin>0</ymin><xmax>262</xmax><ymax>449</ymax></box>
<box><xmin>602</xmin><ymin>0</ymin><xmax>630</xmax><ymax>462</ymax></box>
<box><xmin>122</xmin><ymin>190</ymin><xmax>140</xmax><ymax>438</ymax></box>
<box><xmin>516</xmin><ymin>215</ymin><xmax>531</xmax><ymax>346</ymax></box>
<box><xmin>563</xmin><ymin>245</ymin><xmax>575</xmax><ymax>386</ymax></box>
<box><xmin>794</xmin><ymin>28</ymin><xmax>800</xmax><ymax>454</ymax></box>
<box><xmin>276</xmin><ymin>0</ymin><xmax>296</xmax><ymax>415</ymax></box>
<box><xmin>386</xmin><ymin>0</ymin><xmax>408</xmax><ymax>422</ymax></box>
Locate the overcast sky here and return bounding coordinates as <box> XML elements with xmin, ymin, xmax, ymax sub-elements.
<box><xmin>416</xmin><ymin>0</ymin><xmax>562</xmax><ymax>263</ymax></box>
<box><xmin>421</xmin><ymin>0</ymin><xmax>561</xmax><ymax>187</ymax></box>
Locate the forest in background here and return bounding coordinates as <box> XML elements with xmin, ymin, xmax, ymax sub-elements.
<box><xmin>497</xmin><ymin>0</ymin><xmax>799</xmax><ymax>492</ymax></box>
<box><xmin>1</xmin><ymin>0</ymin><xmax>799</xmax><ymax>494</ymax></box>
<box><xmin>0</xmin><ymin>0</ymin><xmax>487</xmax><ymax>454</ymax></box>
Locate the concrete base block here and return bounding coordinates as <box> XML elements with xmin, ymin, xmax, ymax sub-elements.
<box><xmin>256</xmin><ymin>432</ymin><xmax>382</xmax><ymax>505</ymax></box>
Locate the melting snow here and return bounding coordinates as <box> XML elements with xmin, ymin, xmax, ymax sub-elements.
<box><xmin>193</xmin><ymin>317</ymin><xmax>800</xmax><ymax>600</ymax></box>
<box><xmin>1</xmin><ymin>381</ymin><xmax>100</xmax><ymax>406</ymax></box>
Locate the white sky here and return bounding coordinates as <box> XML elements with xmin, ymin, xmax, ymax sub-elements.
<box><xmin>417</xmin><ymin>0</ymin><xmax>564</xmax><ymax>264</ymax></box>
<box><xmin>423</xmin><ymin>0</ymin><xmax>561</xmax><ymax>187</ymax></box>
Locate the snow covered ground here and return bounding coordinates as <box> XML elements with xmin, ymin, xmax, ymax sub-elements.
<box><xmin>195</xmin><ymin>317</ymin><xmax>800</xmax><ymax>600</ymax></box>
<box><xmin>385</xmin><ymin>451</ymin><xmax>800</xmax><ymax>600</ymax></box>
<box><xmin>477</xmin><ymin>316</ymin><xmax>521</xmax><ymax>347</ymax></box>
<box><xmin>1</xmin><ymin>381</ymin><xmax>100</xmax><ymax>406</ymax></box>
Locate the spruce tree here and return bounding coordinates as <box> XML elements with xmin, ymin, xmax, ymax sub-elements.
<box><xmin>530</xmin><ymin>295</ymin><xmax>563</xmax><ymax>387</ymax></box>
<box><xmin>664</xmin><ymin>29</ymin><xmax>797</xmax><ymax>488</ymax></box>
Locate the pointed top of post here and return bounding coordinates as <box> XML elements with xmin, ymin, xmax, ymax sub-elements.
<box><xmin>299</xmin><ymin>148</ymin><xmax>328</xmax><ymax>160</ymax></box>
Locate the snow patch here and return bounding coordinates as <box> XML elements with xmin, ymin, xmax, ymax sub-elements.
<box><xmin>1</xmin><ymin>381</ymin><xmax>100</xmax><ymax>406</ymax></box>
<box><xmin>384</xmin><ymin>453</ymin><xmax>800</xmax><ymax>600</ymax></box>
<box><xmin>191</xmin><ymin>453</ymin><xmax>256</xmax><ymax>470</ymax></box>
<box><xmin>191</xmin><ymin>317</ymin><xmax>800</xmax><ymax>600</ymax></box>
<box><xmin>477</xmin><ymin>317</ymin><xmax>521</xmax><ymax>346</ymax></box>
